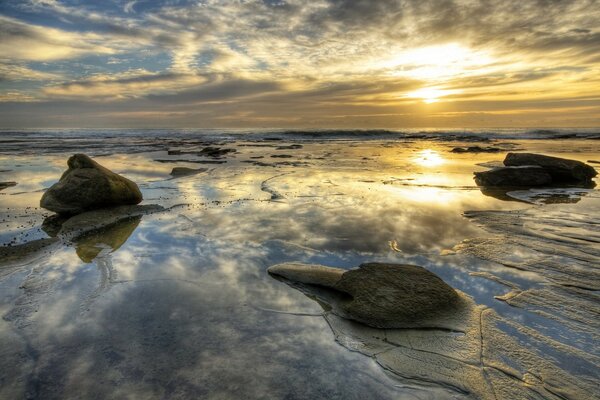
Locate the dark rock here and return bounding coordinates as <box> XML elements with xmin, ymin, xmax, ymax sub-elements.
<box><xmin>198</xmin><ymin>147</ymin><xmax>236</xmax><ymax>158</ymax></box>
<box><xmin>40</xmin><ymin>154</ymin><xmax>143</xmax><ymax>215</ymax></box>
<box><xmin>155</xmin><ymin>159</ymin><xmax>226</xmax><ymax>164</ymax></box>
<box><xmin>167</xmin><ymin>149</ymin><xmax>182</xmax><ymax>155</ymax></box>
<box><xmin>504</xmin><ymin>153</ymin><xmax>597</xmax><ymax>182</ymax></box>
<box><xmin>58</xmin><ymin>204</ymin><xmax>163</xmax><ymax>241</ymax></box>
<box><xmin>451</xmin><ymin>146</ymin><xmax>501</xmax><ymax>153</ymax></box>
<box><xmin>474</xmin><ymin>166</ymin><xmax>552</xmax><ymax>187</ymax></box>
<box><xmin>276</xmin><ymin>144</ymin><xmax>303</xmax><ymax>150</ymax></box>
<box><xmin>170</xmin><ymin>167</ymin><xmax>207</xmax><ymax>177</ymax></box>
<box><xmin>0</xmin><ymin>181</ymin><xmax>17</xmax><ymax>191</ymax></box>
<box><xmin>271</xmin><ymin>154</ymin><xmax>293</xmax><ymax>158</ymax></box>
<box><xmin>268</xmin><ymin>262</ymin><xmax>461</xmax><ymax>328</ymax></box>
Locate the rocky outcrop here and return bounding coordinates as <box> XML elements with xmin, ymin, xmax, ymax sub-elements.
<box><xmin>268</xmin><ymin>262</ymin><xmax>462</xmax><ymax>329</ymax></box>
<box><xmin>474</xmin><ymin>153</ymin><xmax>597</xmax><ymax>187</ymax></box>
<box><xmin>40</xmin><ymin>154</ymin><xmax>143</xmax><ymax>215</ymax></box>
<box><xmin>504</xmin><ymin>152</ymin><xmax>597</xmax><ymax>182</ymax></box>
<box><xmin>474</xmin><ymin>166</ymin><xmax>552</xmax><ymax>187</ymax></box>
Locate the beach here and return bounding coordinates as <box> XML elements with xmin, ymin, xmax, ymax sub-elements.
<box><xmin>0</xmin><ymin>129</ymin><xmax>599</xmax><ymax>399</ymax></box>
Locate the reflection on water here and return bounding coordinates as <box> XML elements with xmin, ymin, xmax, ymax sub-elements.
<box><xmin>0</xmin><ymin>139</ymin><xmax>598</xmax><ymax>399</ymax></box>
<box><xmin>73</xmin><ymin>217</ymin><xmax>141</xmax><ymax>263</ymax></box>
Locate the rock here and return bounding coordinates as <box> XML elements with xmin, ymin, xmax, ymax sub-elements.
<box><xmin>474</xmin><ymin>166</ymin><xmax>552</xmax><ymax>187</ymax></box>
<box><xmin>504</xmin><ymin>152</ymin><xmax>597</xmax><ymax>182</ymax></box>
<box><xmin>268</xmin><ymin>262</ymin><xmax>462</xmax><ymax>329</ymax></box>
<box><xmin>270</xmin><ymin>154</ymin><xmax>293</xmax><ymax>158</ymax></box>
<box><xmin>58</xmin><ymin>204</ymin><xmax>163</xmax><ymax>241</ymax></box>
<box><xmin>167</xmin><ymin>149</ymin><xmax>182</xmax><ymax>155</ymax></box>
<box><xmin>198</xmin><ymin>147</ymin><xmax>236</xmax><ymax>158</ymax></box>
<box><xmin>40</xmin><ymin>154</ymin><xmax>143</xmax><ymax>215</ymax></box>
<box><xmin>170</xmin><ymin>167</ymin><xmax>207</xmax><ymax>177</ymax></box>
<box><xmin>276</xmin><ymin>144</ymin><xmax>303</xmax><ymax>150</ymax></box>
<box><xmin>451</xmin><ymin>146</ymin><xmax>501</xmax><ymax>153</ymax></box>
<box><xmin>0</xmin><ymin>181</ymin><xmax>17</xmax><ymax>191</ymax></box>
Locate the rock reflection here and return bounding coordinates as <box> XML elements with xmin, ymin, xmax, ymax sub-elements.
<box><xmin>73</xmin><ymin>216</ymin><xmax>141</xmax><ymax>263</ymax></box>
<box><xmin>479</xmin><ymin>183</ymin><xmax>595</xmax><ymax>204</ymax></box>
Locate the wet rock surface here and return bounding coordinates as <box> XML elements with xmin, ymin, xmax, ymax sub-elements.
<box><xmin>0</xmin><ymin>181</ymin><xmax>17</xmax><ymax>191</ymax></box>
<box><xmin>198</xmin><ymin>146</ymin><xmax>236</xmax><ymax>158</ymax></box>
<box><xmin>40</xmin><ymin>154</ymin><xmax>143</xmax><ymax>215</ymax></box>
<box><xmin>169</xmin><ymin>167</ymin><xmax>207</xmax><ymax>177</ymax></box>
<box><xmin>451</xmin><ymin>146</ymin><xmax>502</xmax><ymax>153</ymax></box>
<box><xmin>269</xmin><ymin>262</ymin><xmax>598</xmax><ymax>399</ymax></box>
<box><xmin>504</xmin><ymin>152</ymin><xmax>597</xmax><ymax>182</ymax></box>
<box><xmin>269</xmin><ymin>263</ymin><xmax>464</xmax><ymax>329</ymax></box>
<box><xmin>474</xmin><ymin>166</ymin><xmax>552</xmax><ymax>186</ymax></box>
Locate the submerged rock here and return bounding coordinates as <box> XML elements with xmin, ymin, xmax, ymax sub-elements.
<box><xmin>40</xmin><ymin>154</ymin><xmax>143</xmax><ymax>215</ymax></box>
<box><xmin>504</xmin><ymin>152</ymin><xmax>597</xmax><ymax>182</ymax></box>
<box><xmin>451</xmin><ymin>146</ymin><xmax>501</xmax><ymax>153</ymax></box>
<box><xmin>474</xmin><ymin>166</ymin><xmax>552</xmax><ymax>187</ymax></box>
<box><xmin>170</xmin><ymin>167</ymin><xmax>207</xmax><ymax>177</ymax></box>
<box><xmin>58</xmin><ymin>204</ymin><xmax>163</xmax><ymax>241</ymax></box>
<box><xmin>198</xmin><ymin>147</ymin><xmax>236</xmax><ymax>158</ymax></box>
<box><xmin>0</xmin><ymin>181</ymin><xmax>17</xmax><ymax>191</ymax></box>
<box><xmin>268</xmin><ymin>262</ymin><xmax>463</xmax><ymax>329</ymax></box>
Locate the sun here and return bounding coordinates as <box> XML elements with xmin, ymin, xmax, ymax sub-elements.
<box><xmin>406</xmin><ymin>87</ymin><xmax>459</xmax><ymax>104</ymax></box>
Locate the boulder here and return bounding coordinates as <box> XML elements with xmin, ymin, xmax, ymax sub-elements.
<box><xmin>268</xmin><ymin>262</ymin><xmax>462</xmax><ymax>328</ymax></box>
<box><xmin>504</xmin><ymin>153</ymin><xmax>597</xmax><ymax>182</ymax></box>
<box><xmin>474</xmin><ymin>166</ymin><xmax>552</xmax><ymax>187</ymax></box>
<box><xmin>40</xmin><ymin>154</ymin><xmax>143</xmax><ymax>215</ymax></box>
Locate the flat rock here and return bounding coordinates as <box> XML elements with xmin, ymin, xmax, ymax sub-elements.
<box><xmin>58</xmin><ymin>204</ymin><xmax>164</xmax><ymax>241</ymax></box>
<box><xmin>451</xmin><ymin>146</ymin><xmax>501</xmax><ymax>153</ymax></box>
<box><xmin>40</xmin><ymin>154</ymin><xmax>143</xmax><ymax>215</ymax></box>
<box><xmin>170</xmin><ymin>167</ymin><xmax>207</xmax><ymax>177</ymax></box>
<box><xmin>504</xmin><ymin>152</ymin><xmax>597</xmax><ymax>182</ymax></box>
<box><xmin>474</xmin><ymin>166</ymin><xmax>552</xmax><ymax>187</ymax></box>
<box><xmin>268</xmin><ymin>262</ymin><xmax>462</xmax><ymax>329</ymax></box>
<box><xmin>0</xmin><ymin>181</ymin><xmax>17</xmax><ymax>191</ymax></box>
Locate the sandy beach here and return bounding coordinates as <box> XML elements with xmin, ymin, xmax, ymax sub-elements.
<box><xmin>0</xmin><ymin>130</ymin><xmax>598</xmax><ymax>399</ymax></box>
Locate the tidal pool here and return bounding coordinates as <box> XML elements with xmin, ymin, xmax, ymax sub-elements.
<box><xmin>0</xmin><ymin>134</ymin><xmax>598</xmax><ymax>399</ymax></box>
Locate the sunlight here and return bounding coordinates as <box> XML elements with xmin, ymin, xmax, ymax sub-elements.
<box><xmin>413</xmin><ymin>149</ymin><xmax>445</xmax><ymax>167</ymax></box>
<box><xmin>406</xmin><ymin>87</ymin><xmax>458</xmax><ymax>103</ymax></box>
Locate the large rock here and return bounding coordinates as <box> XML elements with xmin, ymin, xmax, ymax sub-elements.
<box><xmin>40</xmin><ymin>154</ymin><xmax>143</xmax><ymax>215</ymax></box>
<box><xmin>268</xmin><ymin>262</ymin><xmax>462</xmax><ymax>329</ymax></box>
<box><xmin>504</xmin><ymin>152</ymin><xmax>597</xmax><ymax>182</ymax></box>
<box><xmin>474</xmin><ymin>166</ymin><xmax>552</xmax><ymax>187</ymax></box>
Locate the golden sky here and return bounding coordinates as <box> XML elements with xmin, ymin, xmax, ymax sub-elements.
<box><xmin>0</xmin><ymin>0</ymin><xmax>599</xmax><ymax>128</ymax></box>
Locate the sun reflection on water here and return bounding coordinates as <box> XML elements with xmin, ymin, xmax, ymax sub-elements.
<box><xmin>414</xmin><ymin>149</ymin><xmax>445</xmax><ymax>167</ymax></box>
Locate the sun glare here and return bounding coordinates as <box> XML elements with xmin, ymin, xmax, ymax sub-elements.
<box><xmin>414</xmin><ymin>149</ymin><xmax>445</xmax><ymax>167</ymax></box>
<box><xmin>406</xmin><ymin>87</ymin><xmax>458</xmax><ymax>103</ymax></box>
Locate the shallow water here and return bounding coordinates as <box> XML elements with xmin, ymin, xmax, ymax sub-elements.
<box><xmin>0</xmin><ymin>133</ymin><xmax>599</xmax><ymax>399</ymax></box>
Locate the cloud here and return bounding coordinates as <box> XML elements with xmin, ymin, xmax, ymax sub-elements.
<box><xmin>0</xmin><ymin>16</ymin><xmax>118</xmax><ymax>61</ymax></box>
<box><xmin>0</xmin><ymin>0</ymin><xmax>599</xmax><ymax>127</ymax></box>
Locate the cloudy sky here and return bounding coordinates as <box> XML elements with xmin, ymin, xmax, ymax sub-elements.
<box><xmin>0</xmin><ymin>0</ymin><xmax>599</xmax><ymax>128</ymax></box>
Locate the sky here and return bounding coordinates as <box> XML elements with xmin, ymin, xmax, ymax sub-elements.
<box><xmin>0</xmin><ymin>0</ymin><xmax>599</xmax><ymax>129</ymax></box>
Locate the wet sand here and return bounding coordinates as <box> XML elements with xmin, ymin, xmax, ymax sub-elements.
<box><xmin>0</xmin><ymin>135</ymin><xmax>599</xmax><ymax>399</ymax></box>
